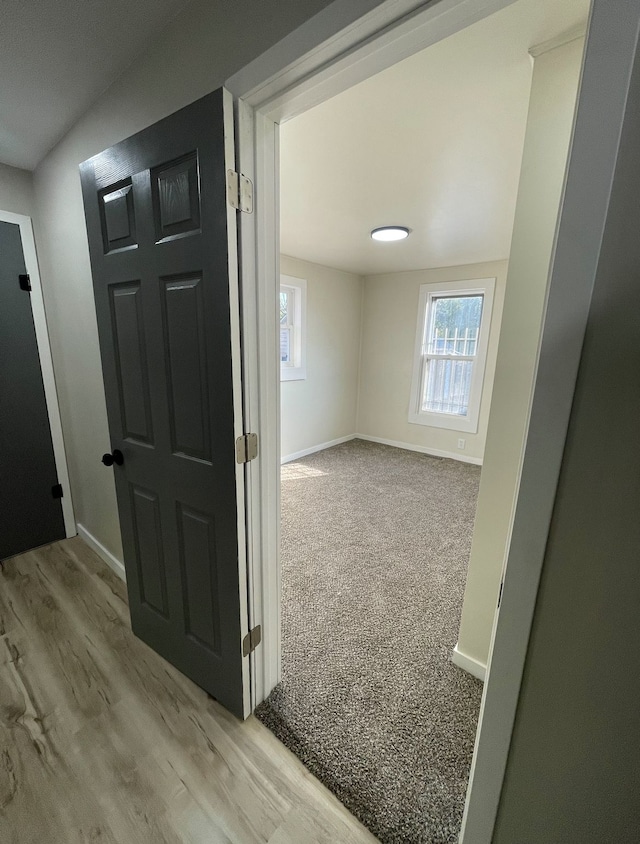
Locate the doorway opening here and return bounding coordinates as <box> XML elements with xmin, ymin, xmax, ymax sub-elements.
<box><xmin>250</xmin><ymin>0</ymin><xmax>589</xmax><ymax>840</ymax></box>
<box><xmin>0</xmin><ymin>210</ymin><xmax>75</xmax><ymax>562</ymax></box>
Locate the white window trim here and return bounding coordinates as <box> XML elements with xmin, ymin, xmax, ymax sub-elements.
<box><xmin>408</xmin><ymin>277</ymin><xmax>495</xmax><ymax>434</ymax></box>
<box><xmin>280</xmin><ymin>274</ymin><xmax>307</xmax><ymax>381</ymax></box>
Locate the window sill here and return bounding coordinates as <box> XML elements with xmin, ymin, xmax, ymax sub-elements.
<box><xmin>408</xmin><ymin>410</ymin><xmax>479</xmax><ymax>434</ymax></box>
<box><xmin>281</xmin><ymin>366</ymin><xmax>307</xmax><ymax>382</ymax></box>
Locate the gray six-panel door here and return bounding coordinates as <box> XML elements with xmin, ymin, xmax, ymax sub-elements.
<box><xmin>80</xmin><ymin>88</ymin><xmax>247</xmax><ymax>717</ymax></box>
<box><xmin>0</xmin><ymin>221</ymin><xmax>66</xmax><ymax>559</ymax></box>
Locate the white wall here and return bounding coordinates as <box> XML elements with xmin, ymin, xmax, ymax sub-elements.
<box><xmin>357</xmin><ymin>261</ymin><xmax>507</xmax><ymax>463</ymax></box>
<box><xmin>280</xmin><ymin>255</ymin><xmax>363</xmax><ymax>461</ymax></box>
<box><xmin>493</xmin><ymin>25</ymin><xmax>640</xmax><ymax>837</ymax></box>
<box><xmin>0</xmin><ymin>163</ymin><xmax>34</xmax><ymax>217</ymax></box>
<box><xmin>30</xmin><ymin>0</ymin><xmax>337</xmax><ymax>561</ymax></box>
<box><xmin>456</xmin><ymin>37</ymin><xmax>585</xmax><ymax>669</ymax></box>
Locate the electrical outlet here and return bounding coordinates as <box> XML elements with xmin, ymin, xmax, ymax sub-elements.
<box><xmin>457</xmin><ymin>438</ymin><xmax>466</xmax><ymax>450</ymax></box>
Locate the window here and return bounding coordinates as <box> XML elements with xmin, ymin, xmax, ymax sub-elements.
<box><xmin>409</xmin><ymin>278</ymin><xmax>495</xmax><ymax>433</ymax></box>
<box><xmin>280</xmin><ymin>275</ymin><xmax>307</xmax><ymax>381</ymax></box>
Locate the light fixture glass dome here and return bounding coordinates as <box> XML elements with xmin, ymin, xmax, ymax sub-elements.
<box><xmin>371</xmin><ymin>226</ymin><xmax>410</xmax><ymax>242</ymax></box>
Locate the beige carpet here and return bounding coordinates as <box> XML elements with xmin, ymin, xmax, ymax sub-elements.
<box><xmin>256</xmin><ymin>439</ymin><xmax>483</xmax><ymax>844</ymax></box>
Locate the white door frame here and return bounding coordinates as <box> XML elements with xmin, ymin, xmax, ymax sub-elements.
<box><xmin>0</xmin><ymin>210</ymin><xmax>76</xmax><ymax>540</ymax></box>
<box><xmin>228</xmin><ymin>0</ymin><xmax>640</xmax><ymax>839</ymax></box>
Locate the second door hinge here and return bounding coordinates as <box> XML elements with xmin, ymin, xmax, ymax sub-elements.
<box><xmin>242</xmin><ymin>624</ymin><xmax>262</xmax><ymax>657</ymax></box>
<box><xmin>19</xmin><ymin>274</ymin><xmax>31</xmax><ymax>292</ymax></box>
<box><xmin>227</xmin><ymin>169</ymin><xmax>253</xmax><ymax>213</ymax></box>
<box><xmin>236</xmin><ymin>432</ymin><xmax>258</xmax><ymax>464</ymax></box>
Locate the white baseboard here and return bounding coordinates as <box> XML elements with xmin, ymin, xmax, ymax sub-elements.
<box><xmin>355</xmin><ymin>433</ymin><xmax>483</xmax><ymax>465</ymax></box>
<box><xmin>452</xmin><ymin>642</ymin><xmax>486</xmax><ymax>681</ymax></box>
<box><xmin>76</xmin><ymin>523</ymin><xmax>126</xmax><ymax>582</ymax></box>
<box><xmin>281</xmin><ymin>434</ymin><xmax>356</xmax><ymax>464</ymax></box>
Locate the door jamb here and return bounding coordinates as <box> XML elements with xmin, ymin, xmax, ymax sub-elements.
<box><xmin>0</xmin><ymin>210</ymin><xmax>76</xmax><ymax>540</ymax></box>
<box><xmin>235</xmin><ymin>102</ymin><xmax>282</xmax><ymax>709</ymax></box>
<box><xmin>224</xmin><ymin>88</ymin><xmax>253</xmax><ymax>719</ymax></box>
<box><xmin>230</xmin><ymin>0</ymin><xmax>640</xmax><ymax>839</ymax></box>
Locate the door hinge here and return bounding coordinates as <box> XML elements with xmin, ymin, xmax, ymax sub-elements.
<box><xmin>19</xmin><ymin>274</ymin><xmax>31</xmax><ymax>292</ymax></box>
<box><xmin>497</xmin><ymin>579</ymin><xmax>504</xmax><ymax>608</ymax></box>
<box><xmin>236</xmin><ymin>432</ymin><xmax>258</xmax><ymax>464</ymax></box>
<box><xmin>51</xmin><ymin>483</ymin><xmax>64</xmax><ymax>499</ymax></box>
<box><xmin>227</xmin><ymin>169</ymin><xmax>253</xmax><ymax>213</ymax></box>
<box><xmin>242</xmin><ymin>624</ymin><xmax>262</xmax><ymax>657</ymax></box>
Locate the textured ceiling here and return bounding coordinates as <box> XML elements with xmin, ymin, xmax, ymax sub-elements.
<box><xmin>0</xmin><ymin>0</ymin><xmax>189</xmax><ymax>170</ymax></box>
<box><xmin>280</xmin><ymin>0</ymin><xmax>590</xmax><ymax>276</ymax></box>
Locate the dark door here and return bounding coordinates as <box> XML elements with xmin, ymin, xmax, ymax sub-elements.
<box><xmin>0</xmin><ymin>221</ymin><xmax>66</xmax><ymax>559</ymax></box>
<box><xmin>80</xmin><ymin>88</ymin><xmax>249</xmax><ymax>718</ymax></box>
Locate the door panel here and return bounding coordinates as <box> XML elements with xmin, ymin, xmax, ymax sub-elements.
<box><xmin>80</xmin><ymin>88</ymin><xmax>248</xmax><ymax>717</ymax></box>
<box><xmin>131</xmin><ymin>485</ymin><xmax>168</xmax><ymax>618</ymax></box>
<box><xmin>178</xmin><ymin>503</ymin><xmax>222</xmax><ymax>654</ymax></box>
<box><xmin>109</xmin><ymin>281</ymin><xmax>153</xmax><ymax>444</ymax></box>
<box><xmin>161</xmin><ymin>273</ymin><xmax>211</xmax><ymax>461</ymax></box>
<box><xmin>0</xmin><ymin>221</ymin><xmax>66</xmax><ymax>559</ymax></box>
<box><xmin>151</xmin><ymin>152</ymin><xmax>200</xmax><ymax>240</ymax></box>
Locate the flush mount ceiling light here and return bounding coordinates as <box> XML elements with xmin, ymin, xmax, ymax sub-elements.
<box><xmin>371</xmin><ymin>226</ymin><xmax>410</xmax><ymax>242</ymax></box>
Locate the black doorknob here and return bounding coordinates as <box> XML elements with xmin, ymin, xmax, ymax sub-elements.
<box><xmin>102</xmin><ymin>449</ymin><xmax>124</xmax><ymax>467</ymax></box>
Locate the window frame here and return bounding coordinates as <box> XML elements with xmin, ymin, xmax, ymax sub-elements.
<box><xmin>279</xmin><ymin>274</ymin><xmax>307</xmax><ymax>381</ymax></box>
<box><xmin>408</xmin><ymin>277</ymin><xmax>496</xmax><ymax>433</ymax></box>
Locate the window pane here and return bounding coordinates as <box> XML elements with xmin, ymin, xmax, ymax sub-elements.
<box><xmin>423</xmin><ymin>358</ymin><xmax>474</xmax><ymax>416</ymax></box>
<box><xmin>280</xmin><ymin>326</ymin><xmax>291</xmax><ymax>363</ymax></box>
<box><xmin>427</xmin><ymin>295</ymin><xmax>483</xmax><ymax>356</ymax></box>
<box><xmin>280</xmin><ymin>289</ymin><xmax>290</xmax><ymax>325</ymax></box>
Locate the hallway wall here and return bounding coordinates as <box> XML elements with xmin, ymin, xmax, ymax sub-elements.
<box><xmin>0</xmin><ymin>163</ymin><xmax>35</xmax><ymax>218</ymax></box>
<box><xmin>31</xmin><ymin>0</ymin><xmax>337</xmax><ymax>561</ymax></box>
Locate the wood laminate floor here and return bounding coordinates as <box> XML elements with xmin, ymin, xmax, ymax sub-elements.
<box><xmin>0</xmin><ymin>538</ymin><xmax>378</xmax><ymax>844</ymax></box>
